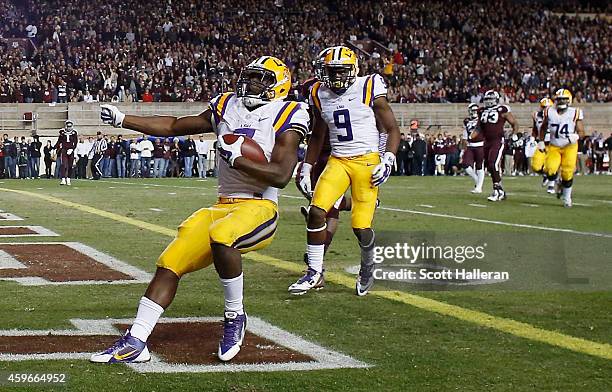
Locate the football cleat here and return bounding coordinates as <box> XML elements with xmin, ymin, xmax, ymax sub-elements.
<box><xmin>470</xmin><ymin>187</ymin><xmax>482</xmax><ymax>194</ymax></box>
<box><xmin>218</xmin><ymin>311</ymin><xmax>247</xmax><ymax>362</ymax></box>
<box><xmin>487</xmin><ymin>189</ymin><xmax>506</xmax><ymax>202</ymax></box>
<box><xmin>66</xmin><ymin>177</ymin><xmax>71</xmax><ymax>186</ymax></box>
<box><xmin>546</xmin><ymin>185</ymin><xmax>556</xmax><ymax>194</ymax></box>
<box><xmin>302</xmin><ymin>253</ymin><xmax>325</xmax><ymax>289</ymax></box>
<box><xmin>60</xmin><ymin>178</ymin><xmax>66</xmax><ymax>185</ymax></box>
<box><xmin>288</xmin><ymin>268</ymin><xmax>324</xmax><ymax>295</ymax></box>
<box><xmin>90</xmin><ymin>330</ymin><xmax>150</xmax><ymax>363</ymax></box>
<box><xmin>564</xmin><ymin>198</ymin><xmax>573</xmax><ymax>208</ymax></box>
<box><xmin>356</xmin><ymin>262</ymin><xmax>375</xmax><ymax>296</ymax></box>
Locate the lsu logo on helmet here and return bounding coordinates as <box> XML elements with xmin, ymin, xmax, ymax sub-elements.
<box><xmin>553</xmin><ymin>89</ymin><xmax>572</xmax><ymax>110</ymax></box>
<box><xmin>539</xmin><ymin>97</ymin><xmax>553</xmax><ymax>109</ymax></box>
<box><xmin>320</xmin><ymin>46</ymin><xmax>359</xmax><ymax>93</ymax></box>
<box><xmin>237</xmin><ymin>56</ymin><xmax>291</xmax><ymax>107</ymax></box>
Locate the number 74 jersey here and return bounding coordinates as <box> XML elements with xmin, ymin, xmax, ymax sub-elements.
<box><xmin>545</xmin><ymin>106</ymin><xmax>583</xmax><ymax>148</ymax></box>
<box><xmin>310</xmin><ymin>74</ymin><xmax>387</xmax><ymax>157</ymax></box>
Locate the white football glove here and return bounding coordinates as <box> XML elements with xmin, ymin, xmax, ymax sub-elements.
<box><xmin>537</xmin><ymin>141</ymin><xmax>546</xmax><ymax>151</ymax></box>
<box><xmin>372</xmin><ymin>152</ymin><xmax>395</xmax><ymax>187</ymax></box>
<box><xmin>100</xmin><ymin>104</ymin><xmax>125</xmax><ymax>128</ymax></box>
<box><xmin>216</xmin><ymin>135</ymin><xmax>243</xmax><ymax>167</ymax></box>
<box><xmin>67</xmin><ymin>149</ymin><xmax>73</xmax><ymax>155</ymax></box>
<box><xmin>297</xmin><ymin>162</ymin><xmax>313</xmax><ymax>197</ymax></box>
<box><xmin>568</xmin><ymin>133</ymin><xmax>579</xmax><ymax>144</ymax></box>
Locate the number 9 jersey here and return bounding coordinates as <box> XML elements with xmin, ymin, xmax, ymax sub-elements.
<box><xmin>545</xmin><ymin>106</ymin><xmax>583</xmax><ymax>148</ymax></box>
<box><xmin>310</xmin><ymin>74</ymin><xmax>387</xmax><ymax>157</ymax></box>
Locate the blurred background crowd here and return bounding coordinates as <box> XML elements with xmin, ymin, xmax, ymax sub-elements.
<box><xmin>0</xmin><ymin>132</ymin><xmax>214</xmax><ymax>179</ymax></box>
<box><xmin>2</xmin><ymin>128</ymin><xmax>610</xmax><ymax>180</ymax></box>
<box><xmin>0</xmin><ymin>0</ymin><xmax>610</xmax><ymax>104</ymax></box>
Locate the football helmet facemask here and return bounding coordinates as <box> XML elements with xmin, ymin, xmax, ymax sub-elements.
<box><xmin>321</xmin><ymin>46</ymin><xmax>359</xmax><ymax>94</ymax></box>
<box><xmin>237</xmin><ymin>56</ymin><xmax>291</xmax><ymax>108</ymax></box>
<box><xmin>483</xmin><ymin>90</ymin><xmax>500</xmax><ymax>108</ymax></box>
<box><xmin>553</xmin><ymin>89</ymin><xmax>572</xmax><ymax>111</ymax></box>
<box><xmin>468</xmin><ymin>103</ymin><xmax>479</xmax><ymax>119</ymax></box>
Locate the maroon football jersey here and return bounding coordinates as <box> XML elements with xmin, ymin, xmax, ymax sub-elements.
<box><xmin>463</xmin><ymin>117</ymin><xmax>482</xmax><ymax>143</ymax></box>
<box><xmin>55</xmin><ymin>129</ymin><xmax>78</xmax><ymax>151</ymax></box>
<box><xmin>478</xmin><ymin>105</ymin><xmax>510</xmax><ymax>141</ymax></box>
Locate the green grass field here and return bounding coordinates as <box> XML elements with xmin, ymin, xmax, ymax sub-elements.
<box><xmin>0</xmin><ymin>175</ymin><xmax>611</xmax><ymax>391</ymax></box>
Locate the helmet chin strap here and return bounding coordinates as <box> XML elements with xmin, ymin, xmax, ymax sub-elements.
<box><xmin>242</xmin><ymin>96</ymin><xmax>266</xmax><ymax>108</ymax></box>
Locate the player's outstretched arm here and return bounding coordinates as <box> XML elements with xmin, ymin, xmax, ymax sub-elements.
<box><xmin>232</xmin><ymin>130</ymin><xmax>302</xmax><ymax>189</ymax></box>
<box><xmin>100</xmin><ymin>104</ymin><xmax>213</xmax><ymax>137</ymax></box>
<box><xmin>373</xmin><ymin>96</ymin><xmax>400</xmax><ymax>154</ymax></box>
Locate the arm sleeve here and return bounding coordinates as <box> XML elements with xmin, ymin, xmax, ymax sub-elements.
<box><xmin>276</xmin><ymin>102</ymin><xmax>310</xmax><ymax>138</ymax></box>
<box><xmin>372</xmin><ymin>73</ymin><xmax>388</xmax><ymax>99</ymax></box>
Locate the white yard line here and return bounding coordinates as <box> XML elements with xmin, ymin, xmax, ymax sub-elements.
<box><xmin>378</xmin><ymin>206</ymin><xmax>612</xmax><ymax>238</ymax></box>
<box><xmin>467</xmin><ymin>203</ymin><xmax>487</xmax><ymax>208</ymax></box>
<box><xmin>418</xmin><ymin>204</ymin><xmax>434</xmax><ymax>208</ymax></box>
<box><xmin>280</xmin><ymin>194</ymin><xmax>611</xmax><ymax>238</ymax></box>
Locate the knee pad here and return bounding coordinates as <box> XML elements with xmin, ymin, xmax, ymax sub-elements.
<box><xmin>561</xmin><ymin>179</ymin><xmax>573</xmax><ymax>188</ymax></box>
<box><xmin>354</xmin><ymin>228</ymin><xmax>375</xmax><ymax>250</ymax></box>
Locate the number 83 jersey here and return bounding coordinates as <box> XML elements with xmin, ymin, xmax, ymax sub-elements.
<box><xmin>545</xmin><ymin>106</ymin><xmax>583</xmax><ymax>148</ymax></box>
<box><xmin>310</xmin><ymin>74</ymin><xmax>387</xmax><ymax>157</ymax></box>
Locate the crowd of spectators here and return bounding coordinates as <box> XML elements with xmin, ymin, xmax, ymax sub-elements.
<box><xmin>2</xmin><ymin>127</ymin><xmax>610</xmax><ymax>179</ymax></box>
<box><xmin>0</xmin><ymin>0</ymin><xmax>610</xmax><ymax>104</ymax></box>
<box><xmin>0</xmin><ymin>132</ymin><xmax>214</xmax><ymax>179</ymax></box>
<box><xmin>393</xmin><ymin>125</ymin><xmax>612</xmax><ymax>176</ymax></box>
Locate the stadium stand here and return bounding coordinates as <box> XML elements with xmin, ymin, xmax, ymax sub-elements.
<box><xmin>0</xmin><ymin>0</ymin><xmax>610</xmax><ymax>105</ymax></box>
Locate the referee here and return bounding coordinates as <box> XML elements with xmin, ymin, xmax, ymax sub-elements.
<box><xmin>90</xmin><ymin>131</ymin><xmax>107</xmax><ymax>180</ymax></box>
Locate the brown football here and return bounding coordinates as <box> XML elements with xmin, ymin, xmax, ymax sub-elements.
<box><xmin>222</xmin><ymin>134</ymin><xmax>267</xmax><ymax>163</ymax></box>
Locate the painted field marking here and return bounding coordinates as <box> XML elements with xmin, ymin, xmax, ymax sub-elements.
<box><xmin>168</xmin><ymin>192</ymin><xmax>176</xmax><ymax>195</ymax></box>
<box><xmin>0</xmin><ymin>226</ymin><xmax>59</xmax><ymax>238</ymax></box>
<box><xmin>282</xmin><ymin>193</ymin><xmax>611</xmax><ymax>237</ymax></box>
<box><xmin>0</xmin><ymin>212</ymin><xmax>24</xmax><ymax>221</ymax></box>
<box><xmin>377</xmin><ymin>206</ymin><xmax>612</xmax><ymax>239</ymax></box>
<box><xmin>0</xmin><ymin>317</ymin><xmax>368</xmax><ymax>373</ymax></box>
<box><xmin>418</xmin><ymin>204</ymin><xmax>434</xmax><ymax>209</ymax></box>
<box><xmin>0</xmin><ymin>242</ymin><xmax>152</xmax><ymax>286</ymax></box>
<box><xmin>572</xmin><ymin>202</ymin><xmax>592</xmax><ymax>207</ymax></box>
<box><xmin>0</xmin><ymin>250</ymin><xmax>27</xmax><ymax>269</ymax></box>
<box><xmin>1</xmin><ymin>187</ymin><xmax>611</xmax><ymax>361</ymax></box>
<box><xmin>521</xmin><ymin>203</ymin><xmax>540</xmax><ymax>208</ymax></box>
<box><xmin>468</xmin><ymin>203</ymin><xmax>487</xmax><ymax>208</ymax></box>
<box><xmin>149</xmin><ymin>208</ymin><xmax>163</xmax><ymax>212</ymax></box>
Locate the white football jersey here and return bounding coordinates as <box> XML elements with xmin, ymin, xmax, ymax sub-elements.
<box><xmin>210</xmin><ymin>92</ymin><xmax>309</xmax><ymax>202</ymax></box>
<box><xmin>546</xmin><ymin>106</ymin><xmax>583</xmax><ymax>147</ymax></box>
<box><xmin>310</xmin><ymin>74</ymin><xmax>387</xmax><ymax>157</ymax></box>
